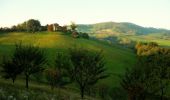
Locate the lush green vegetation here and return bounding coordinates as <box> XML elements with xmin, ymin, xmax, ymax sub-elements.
<box><xmin>0</xmin><ymin>31</ymin><xmax>136</xmax><ymax>99</ymax></box>
<box><xmin>2</xmin><ymin>21</ymin><xmax>170</xmax><ymax>99</ymax></box>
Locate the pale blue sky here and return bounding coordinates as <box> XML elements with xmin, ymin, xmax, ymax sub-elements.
<box><xmin>0</xmin><ymin>0</ymin><xmax>170</xmax><ymax>29</ymax></box>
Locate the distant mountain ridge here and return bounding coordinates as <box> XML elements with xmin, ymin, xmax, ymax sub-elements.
<box><xmin>77</xmin><ymin>22</ymin><xmax>170</xmax><ymax>35</ymax></box>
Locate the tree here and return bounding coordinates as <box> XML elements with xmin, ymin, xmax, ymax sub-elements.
<box><xmin>70</xmin><ymin>22</ymin><xmax>77</xmax><ymax>32</ymax></box>
<box><xmin>80</xmin><ymin>33</ymin><xmax>89</xmax><ymax>39</ymax></box>
<box><xmin>16</xmin><ymin>21</ymin><xmax>27</xmax><ymax>31</ymax></box>
<box><xmin>26</xmin><ymin>19</ymin><xmax>41</xmax><ymax>33</ymax></box>
<box><xmin>68</xmin><ymin>47</ymin><xmax>108</xmax><ymax>99</ymax></box>
<box><xmin>54</xmin><ymin>52</ymin><xmax>71</xmax><ymax>87</ymax></box>
<box><xmin>149</xmin><ymin>49</ymin><xmax>170</xmax><ymax>100</ymax></box>
<box><xmin>13</xmin><ymin>43</ymin><xmax>47</xmax><ymax>89</ymax></box>
<box><xmin>70</xmin><ymin>22</ymin><xmax>79</xmax><ymax>38</ymax></box>
<box><xmin>121</xmin><ymin>56</ymin><xmax>159</xmax><ymax>100</ymax></box>
<box><xmin>61</xmin><ymin>25</ymin><xmax>68</xmax><ymax>32</ymax></box>
<box><xmin>121</xmin><ymin>67</ymin><xmax>147</xmax><ymax>100</ymax></box>
<box><xmin>41</xmin><ymin>24</ymin><xmax>48</xmax><ymax>31</ymax></box>
<box><xmin>11</xmin><ymin>25</ymin><xmax>17</xmax><ymax>32</ymax></box>
<box><xmin>121</xmin><ymin>49</ymin><xmax>170</xmax><ymax>100</ymax></box>
<box><xmin>45</xmin><ymin>68</ymin><xmax>58</xmax><ymax>90</ymax></box>
<box><xmin>1</xmin><ymin>57</ymin><xmax>22</xmax><ymax>83</ymax></box>
<box><xmin>45</xmin><ymin>52</ymin><xmax>71</xmax><ymax>90</ymax></box>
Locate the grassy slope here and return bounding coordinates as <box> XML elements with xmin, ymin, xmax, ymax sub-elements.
<box><xmin>0</xmin><ymin>32</ymin><xmax>136</xmax><ymax>88</ymax></box>
<box><xmin>118</xmin><ymin>34</ymin><xmax>170</xmax><ymax>47</ymax></box>
<box><xmin>94</xmin><ymin>32</ymin><xmax>170</xmax><ymax>47</ymax></box>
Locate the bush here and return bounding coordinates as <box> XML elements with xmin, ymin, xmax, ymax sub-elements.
<box><xmin>80</xmin><ymin>33</ymin><xmax>89</xmax><ymax>39</ymax></box>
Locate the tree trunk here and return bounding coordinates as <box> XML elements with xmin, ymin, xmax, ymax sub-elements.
<box><xmin>26</xmin><ymin>75</ymin><xmax>29</xmax><ymax>89</ymax></box>
<box><xmin>57</xmin><ymin>86</ymin><xmax>61</xmax><ymax>100</ymax></box>
<box><xmin>12</xmin><ymin>78</ymin><xmax>15</xmax><ymax>84</ymax></box>
<box><xmin>80</xmin><ymin>86</ymin><xmax>85</xmax><ymax>99</ymax></box>
<box><xmin>160</xmin><ymin>80</ymin><xmax>164</xmax><ymax>100</ymax></box>
<box><xmin>161</xmin><ymin>87</ymin><xmax>164</xmax><ymax>100</ymax></box>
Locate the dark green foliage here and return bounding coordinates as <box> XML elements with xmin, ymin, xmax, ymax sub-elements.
<box><xmin>16</xmin><ymin>21</ymin><xmax>27</xmax><ymax>31</ymax></box>
<box><xmin>26</xmin><ymin>19</ymin><xmax>41</xmax><ymax>33</ymax></box>
<box><xmin>121</xmin><ymin>47</ymin><xmax>170</xmax><ymax>100</ymax></box>
<box><xmin>70</xmin><ymin>22</ymin><xmax>79</xmax><ymax>38</ymax></box>
<box><xmin>68</xmin><ymin>47</ymin><xmax>108</xmax><ymax>99</ymax></box>
<box><xmin>1</xmin><ymin>57</ymin><xmax>22</xmax><ymax>83</ymax></box>
<box><xmin>13</xmin><ymin>43</ymin><xmax>47</xmax><ymax>89</ymax></box>
<box><xmin>54</xmin><ymin>52</ymin><xmax>71</xmax><ymax>86</ymax></box>
<box><xmin>70</xmin><ymin>22</ymin><xmax>77</xmax><ymax>32</ymax></box>
<box><xmin>80</xmin><ymin>33</ymin><xmax>89</xmax><ymax>39</ymax></box>
<box><xmin>121</xmin><ymin>56</ymin><xmax>160</xmax><ymax>100</ymax></box>
<box><xmin>45</xmin><ymin>52</ymin><xmax>71</xmax><ymax>90</ymax></box>
<box><xmin>148</xmin><ymin>49</ymin><xmax>170</xmax><ymax>100</ymax></box>
<box><xmin>41</xmin><ymin>25</ymin><xmax>48</xmax><ymax>31</ymax></box>
<box><xmin>121</xmin><ymin>66</ymin><xmax>150</xmax><ymax>100</ymax></box>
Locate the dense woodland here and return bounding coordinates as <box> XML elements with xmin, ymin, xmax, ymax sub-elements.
<box><xmin>0</xmin><ymin>19</ymin><xmax>170</xmax><ymax>100</ymax></box>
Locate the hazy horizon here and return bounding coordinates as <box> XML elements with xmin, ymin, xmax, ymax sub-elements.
<box><xmin>0</xmin><ymin>0</ymin><xmax>170</xmax><ymax>29</ymax></box>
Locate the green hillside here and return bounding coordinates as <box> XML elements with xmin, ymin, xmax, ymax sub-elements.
<box><xmin>77</xmin><ymin>22</ymin><xmax>170</xmax><ymax>36</ymax></box>
<box><xmin>77</xmin><ymin>22</ymin><xmax>170</xmax><ymax>47</ymax></box>
<box><xmin>0</xmin><ymin>32</ymin><xmax>135</xmax><ymax>88</ymax></box>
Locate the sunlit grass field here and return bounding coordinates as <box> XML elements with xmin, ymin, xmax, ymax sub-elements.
<box><xmin>118</xmin><ymin>33</ymin><xmax>170</xmax><ymax>47</ymax></box>
<box><xmin>93</xmin><ymin>32</ymin><xmax>170</xmax><ymax>47</ymax></box>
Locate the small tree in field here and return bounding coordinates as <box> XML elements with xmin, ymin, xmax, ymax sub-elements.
<box><xmin>70</xmin><ymin>22</ymin><xmax>77</xmax><ymax>32</ymax></box>
<box><xmin>13</xmin><ymin>43</ymin><xmax>47</xmax><ymax>89</ymax></box>
<box><xmin>45</xmin><ymin>68</ymin><xmax>58</xmax><ymax>90</ymax></box>
<box><xmin>70</xmin><ymin>22</ymin><xmax>79</xmax><ymax>38</ymax></box>
<box><xmin>54</xmin><ymin>52</ymin><xmax>71</xmax><ymax>88</ymax></box>
<box><xmin>45</xmin><ymin>52</ymin><xmax>71</xmax><ymax>90</ymax></box>
<box><xmin>68</xmin><ymin>47</ymin><xmax>108</xmax><ymax>99</ymax></box>
<box><xmin>1</xmin><ymin>57</ymin><xmax>22</xmax><ymax>83</ymax></box>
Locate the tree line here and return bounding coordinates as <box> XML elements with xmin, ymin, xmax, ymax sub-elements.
<box><xmin>0</xmin><ymin>19</ymin><xmax>89</xmax><ymax>39</ymax></box>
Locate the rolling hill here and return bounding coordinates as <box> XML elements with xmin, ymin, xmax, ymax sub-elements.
<box><xmin>77</xmin><ymin>22</ymin><xmax>170</xmax><ymax>47</ymax></box>
<box><xmin>0</xmin><ymin>32</ymin><xmax>136</xmax><ymax>94</ymax></box>
<box><xmin>77</xmin><ymin>22</ymin><xmax>170</xmax><ymax>36</ymax></box>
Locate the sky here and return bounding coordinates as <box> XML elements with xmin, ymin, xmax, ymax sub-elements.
<box><xmin>0</xmin><ymin>0</ymin><xmax>170</xmax><ymax>29</ymax></box>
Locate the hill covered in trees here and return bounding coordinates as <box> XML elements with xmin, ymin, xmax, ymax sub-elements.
<box><xmin>77</xmin><ymin>22</ymin><xmax>170</xmax><ymax>36</ymax></box>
